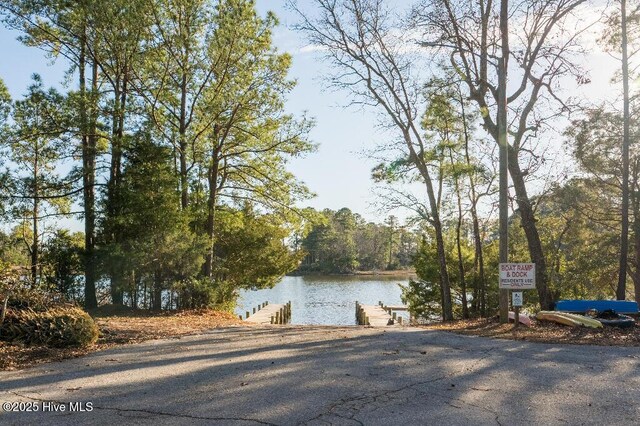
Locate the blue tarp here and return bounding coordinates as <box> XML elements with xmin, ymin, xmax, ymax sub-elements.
<box><xmin>555</xmin><ymin>300</ymin><xmax>639</xmax><ymax>314</ymax></box>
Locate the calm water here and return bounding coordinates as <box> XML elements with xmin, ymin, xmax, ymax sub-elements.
<box><xmin>235</xmin><ymin>275</ymin><xmax>411</xmax><ymax>325</ymax></box>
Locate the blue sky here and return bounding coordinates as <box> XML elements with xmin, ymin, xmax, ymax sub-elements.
<box><xmin>253</xmin><ymin>1</ymin><xmax>400</xmax><ymax>220</ymax></box>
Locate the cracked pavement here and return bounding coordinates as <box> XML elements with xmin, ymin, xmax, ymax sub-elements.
<box><xmin>1</xmin><ymin>326</ymin><xmax>639</xmax><ymax>425</ymax></box>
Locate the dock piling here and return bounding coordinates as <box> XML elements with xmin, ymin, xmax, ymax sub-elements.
<box><xmin>244</xmin><ymin>302</ymin><xmax>291</xmax><ymax>325</ymax></box>
<box><xmin>356</xmin><ymin>302</ymin><xmax>408</xmax><ymax>327</ymax></box>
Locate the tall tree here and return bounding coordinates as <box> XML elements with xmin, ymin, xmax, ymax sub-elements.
<box><xmin>454</xmin><ymin>82</ymin><xmax>491</xmax><ymax>316</ymax></box>
<box><xmin>1</xmin><ymin>76</ymin><xmax>70</xmax><ymax>286</ymax></box>
<box><xmin>422</xmin><ymin>87</ymin><xmax>471</xmax><ymax>318</ymax></box>
<box><xmin>87</xmin><ymin>0</ymin><xmax>153</xmax><ymax>305</ymax></box>
<box><xmin>413</xmin><ymin>0</ymin><xmax>592</xmax><ymax>311</ymax></box>
<box><xmin>114</xmin><ymin>131</ymin><xmax>205</xmax><ymax>310</ymax></box>
<box><xmin>293</xmin><ymin>0</ymin><xmax>454</xmax><ymax>320</ymax></box>
<box><xmin>568</xmin><ymin>106</ymin><xmax>640</xmax><ymax>302</ymax></box>
<box><xmin>617</xmin><ymin>0</ymin><xmax>631</xmax><ymax>300</ymax></box>
<box><xmin>138</xmin><ymin>0</ymin><xmax>213</xmax><ymax>210</ymax></box>
<box><xmin>1</xmin><ymin>0</ymin><xmax>102</xmax><ymax>308</ymax></box>
<box><xmin>497</xmin><ymin>0</ymin><xmax>510</xmax><ymax>322</ymax></box>
<box><xmin>595</xmin><ymin>0</ymin><xmax>640</xmax><ymax>301</ymax></box>
<box><xmin>0</xmin><ymin>79</ymin><xmax>10</xmax><ymax>220</ymax></box>
<box><xmin>195</xmin><ymin>0</ymin><xmax>313</xmax><ymax>278</ymax></box>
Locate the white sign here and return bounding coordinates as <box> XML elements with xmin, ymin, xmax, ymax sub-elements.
<box><xmin>512</xmin><ymin>291</ymin><xmax>523</xmax><ymax>307</ymax></box>
<box><xmin>499</xmin><ymin>263</ymin><xmax>536</xmax><ymax>289</ymax></box>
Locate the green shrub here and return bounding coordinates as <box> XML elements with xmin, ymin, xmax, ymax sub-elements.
<box><xmin>400</xmin><ymin>279</ymin><xmax>442</xmax><ymax>323</ymax></box>
<box><xmin>173</xmin><ymin>278</ymin><xmax>237</xmax><ymax>312</ymax></box>
<box><xmin>1</xmin><ymin>306</ymin><xmax>99</xmax><ymax>347</ymax></box>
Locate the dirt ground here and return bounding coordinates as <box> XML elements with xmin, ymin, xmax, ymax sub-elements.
<box><xmin>424</xmin><ymin>316</ymin><xmax>640</xmax><ymax>346</ymax></box>
<box><xmin>2</xmin><ymin>309</ymin><xmax>639</xmax><ymax>371</ymax></box>
<box><xmin>0</xmin><ymin>307</ymin><xmax>242</xmax><ymax>371</ymax></box>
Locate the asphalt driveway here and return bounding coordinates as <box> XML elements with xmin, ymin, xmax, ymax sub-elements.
<box><xmin>1</xmin><ymin>326</ymin><xmax>639</xmax><ymax>425</ymax></box>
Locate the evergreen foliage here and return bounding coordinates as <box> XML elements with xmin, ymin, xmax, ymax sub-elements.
<box><xmin>0</xmin><ymin>0</ymin><xmax>313</xmax><ymax>313</ymax></box>
<box><xmin>297</xmin><ymin>208</ymin><xmax>418</xmax><ymax>274</ymax></box>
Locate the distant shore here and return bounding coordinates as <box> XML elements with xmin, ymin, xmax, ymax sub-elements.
<box><xmin>353</xmin><ymin>270</ymin><xmax>416</xmax><ymax>277</ymax></box>
<box><xmin>289</xmin><ymin>269</ymin><xmax>417</xmax><ymax>278</ymax></box>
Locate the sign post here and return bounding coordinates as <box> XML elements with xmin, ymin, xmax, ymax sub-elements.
<box><xmin>512</xmin><ymin>291</ymin><xmax>523</xmax><ymax>329</ymax></box>
<box><xmin>499</xmin><ymin>263</ymin><xmax>535</xmax><ymax>329</ymax></box>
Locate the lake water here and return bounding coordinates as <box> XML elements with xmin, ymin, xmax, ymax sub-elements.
<box><xmin>235</xmin><ymin>275</ymin><xmax>411</xmax><ymax>325</ymax></box>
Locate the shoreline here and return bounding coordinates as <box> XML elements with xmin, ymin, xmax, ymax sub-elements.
<box><xmin>288</xmin><ymin>270</ymin><xmax>417</xmax><ymax>278</ymax></box>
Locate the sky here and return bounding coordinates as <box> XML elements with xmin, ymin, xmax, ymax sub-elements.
<box><xmin>255</xmin><ymin>3</ymin><xmax>387</xmax><ymax>218</ymax></box>
<box><xmin>0</xmin><ymin>0</ymin><xmax>624</xmax><ymax>229</ymax></box>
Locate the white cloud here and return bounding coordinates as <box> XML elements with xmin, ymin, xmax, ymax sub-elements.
<box><xmin>297</xmin><ymin>44</ymin><xmax>329</xmax><ymax>54</ymax></box>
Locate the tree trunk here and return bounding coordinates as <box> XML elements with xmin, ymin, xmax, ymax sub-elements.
<box><xmin>455</xmin><ymin>185</ymin><xmax>469</xmax><ymax>319</ymax></box>
<box><xmin>633</xmin><ymin>182</ymin><xmax>640</xmax><ymax>304</ymax></box>
<box><xmin>635</xmin><ymin>218</ymin><xmax>640</xmax><ymax>304</ymax></box>
<box><xmin>618</xmin><ymin>0</ymin><xmax>630</xmax><ymax>300</ymax></box>
<box><xmin>0</xmin><ymin>294</ymin><xmax>9</xmax><ymax>327</ymax></box>
<box><xmin>108</xmin><ymin>69</ymin><xmax>129</xmax><ymax>306</ymax></box>
<box><xmin>108</xmin><ymin>82</ymin><xmax>123</xmax><ymax>305</ymax></box>
<box><xmin>153</xmin><ymin>271</ymin><xmax>162</xmax><ymax>310</ymax></box>
<box><xmin>31</xmin><ymin>199</ymin><xmax>38</xmax><ymax>286</ymax></box>
<box><xmin>498</xmin><ymin>0</ymin><xmax>510</xmax><ymax>323</ymax></box>
<box><xmin>179</xmin><ymin>70</ymin><xmax>189</xmax><ymax>210</ymax></box>
<box><xmin>508</xmin><ymin>146</ymin><xmax>554</xmax><ymax>310</ymax></box>
<box><xmin>472</xmin><ymin>206</ymin><xmax>487</xmax><ymax>316</ymax></box>
<box><xmin>433</xmin><ymin>217</ymin><xmax>453</xmax><ymax>321</ymax></box>
<box><xmin>110</xmin><ymin>277</ymin><xmax>123</xmax><ymax>305</ymax></box>
<box><xmin>458</xmin><ymin>86</ymin><xmax>487</xmax><ymax>317</ymax></box>
<box><xmin>449</xmin><ymin>146</ymin><xmax>469</xmax><ymax>319</ymax></box>
<box><xmin>81</xmin><ymin>29</ymin><xmax>98</xmax><ymax>310</ymax></box>
<box><xmin>31</xmin><ymin>139</ymin><xmax>39</xmax><ymax>287</ymax></box>
<box><xmin>387</xmin><ymin>219</ymin><xmax>394</xmax><ymax>269</ymax></box>
<box><xmin>131</xmin><ymin>270</ymin><xmax>138</xmax><ymax>310</ymax></box>
<box><xmin>409</xmin><ymin>144</ymin><xmax>453</xmax><ymax>321</ymax></box>
<box><xmin>204</xmin><ymin>149</ymin><xmax>220</xmax><ymax>277</ymax></box>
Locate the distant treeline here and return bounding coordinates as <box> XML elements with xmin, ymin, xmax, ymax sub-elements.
<box><xmin>293</xmin><ymin>208</ymin><xmax>417</xmax><ymax>274</ymax></box>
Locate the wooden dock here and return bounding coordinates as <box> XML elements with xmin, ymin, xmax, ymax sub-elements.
<box><xmin>243</xmin><ymin>301</ymin><xmax>291</xmax><ymax>325</ymax></box>
<box><xmin>355</xmin><ymin>301</ymin><xmax>404</xmax><ymax>326</ymax></box>
<box><xmin>379</xmin><ymin>302</ymin><xmax>411</xmax><ymax>324</ymax></box>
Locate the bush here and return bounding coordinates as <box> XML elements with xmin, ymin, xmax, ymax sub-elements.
<box><xmin>1</xmin><ymin>306</ymin><xmax>99</xmax><ymax>348</ymax></box>
<box><xmin>173</xmin><ymin>278</ymin><xmax>237</xmax><ymax>312</ymax></box>
<box><xmin>400</xmin><ymin>279</ymin><xmax>442</xmax><ymax>323</ymax></box>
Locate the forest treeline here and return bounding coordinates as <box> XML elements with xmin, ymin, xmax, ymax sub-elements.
<box><xmin>294</xmin><ymin>208</ymin><xmax>417</xmax><ymax>274</ymax></box>
<box><xmin>1</xmin><ymin>0</ymin><xmax>640</xmax><ymax>322</ymax></box>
